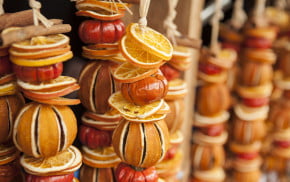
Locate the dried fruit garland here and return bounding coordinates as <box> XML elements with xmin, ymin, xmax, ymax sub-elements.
<box><xmin>5</xmin><ymin>1</ymin><xmax>82</xmax><ymax>181</ymax></box>
<box><xmin>192</xmin><ymin>0</ymin><xmax>237</xmax><ymax>181</ymax></box>
<box><xmin>74</xmin><ymin>0</ymin><xmax>127</xmax><ymax>181</ymax></box>
<box><xmin>230</xmin><ymin>0</ymin><xmax>277</xmax><ymax>181</ymax></box>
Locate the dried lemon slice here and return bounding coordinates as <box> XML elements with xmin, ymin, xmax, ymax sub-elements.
<box><xmin>109</xmin><ymin>92</ymin><xmax>164</xmax><ymax>118</ymax></box>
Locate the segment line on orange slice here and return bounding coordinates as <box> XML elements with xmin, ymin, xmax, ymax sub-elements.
<box><xmin>127</xmin><ymin>23</ymin><xmax>173</xmax><ymax>60</ymax></box>
<box><xmin>17</xmin><ymin>76</ymin><xmax>77</xmax><ymax>91</ymax></box>
<box><xmin>21</xmin><ymin>146</ymin><xmax>77</xmax><ymax>174</ymax></box>
<box><xmin>11</xmin><ymin>34</ymin><xmax>69</xmax><ymax>52</ymax></box>
<box><xmin>76</xmin><ymin>10</ymin><xmax>124</xmax><ymax>21</ymax></box>
<box><xmin>120</xmin><ymin>35</ymin><xmax>164</xmax><ymax>69</ymax></box>
<box><xmin>21</xmin><ymin>83</ymin><xmax>80</xmax><ymax>99</ymax></box>
<box><xmin>9</xmin><ymin>45</ymin><xmax>71</xmax><ymax>59</ymax></box>
<box><xmin>10</xmin><ymin>51</ymin><xmax>73</xmax><ymax>67</ymax></box>
<box><xmin>113</xmin><ymin>62</ymin><xmax>158</xmax><ymax>83</ymax></box>
<box><xmin>109</xmin><ymin>91</ymin><xmax>164</xmax><ymax>119</ymax></box>
<box><xmin>25</xmin><ymin>95</ymin><xmax>81</xmax><ymax>106</ymax></box>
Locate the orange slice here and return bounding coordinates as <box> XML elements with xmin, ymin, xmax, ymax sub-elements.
<box><xmin>155</xmin><ymin>102</ymin><xmax>170</xmax><ymax>114</ymax></box>
<box><xmin>10</xmin><ymin>51</ymin><xmax>73</xmax><ymax>67</ymax></box>
<box><xmin>81</xmin><ymin>115</ymin><xmax>119</xmax><ymax>131</ymax></box>
<box><xmin>0</xmin><ymin>74</ymin><xmax>15</xmax><ymax>85</ymax></box>
<box><xmin>0</xmin><ymin>144</ymin><xmax>17</xmax><ymax>157</ymax></box>
<box><xmin>82</xmin><ymin>46</ymin><xmax>119</xmax><ymax>57</ymax></box>
<box><xmin>123</xmin><ymin>113</ymin><xmax>166</xmax><ymax>123</ymax></box>
<box><xmin>172</xmin><ymin>46</ymin><xmax>192</xmax><ymax>59</ymax></box>
<box><xmin>168</xmin><ymin>79</ymin><xmax>187</xmax><ymax>91</ymax></box>
<box><xmin>11</xmin><ymin>34</ymin><xmax>69</xmax><ymax>52</ymax></box>
<box><xmin>88</xmin><ymin>43</ymin><xmax>119</xmax><ymax>49</ymax></box>
<box><xmin>21</xmin><ymin>83</ymin><xmax>80</xmax><ymax>99</ymax></box>
<box><xmin>76</xmin><ymin>0</ymin><xmax>129</xmax><ymax>13</ymax></box>
<box><xmin>9</xmin><ymin>45</ymin><xmax>70</xmax><ymax>59</ymax></box>
<box><xmin>127</xmin><ymin>23</ymin><xmax>173</xmax><ymax>60</ymax></box>
<box><xmin>0</xmin><ymin>150</ymin><xmax>19</xmax><ymax>165</ymax></box>
<box><xmin>0</xmin><ymin>82</ymin><xmax>17</xmax><ymax>96</ymax></box>
<box><xmin>109</xmin><ymin>91</ymin><xmax>164</xmax><ymax>118</ymax></box>
<box><xmin>17</xmin><ymin>76</ymin><xmax>77</xmax><ymax>91</ymax></box>
<box><xmin>21</xmin><ymin>146</ymin><xmax>77</xmax><ymax>174</ymax></box>
<box><xmin>120</xmin><ymin>35</ymin><xmax>164</xmax><ymax>68</ymax></box>
<box><xmin>25</xmin><ymin>95</ymin><xmax>81</xmax><ymax>106</ymax></box>
<box><xmin>76</xmin><ymin>10</ymin><xmax>124</xmax><ymax>21</ymax></box>
<box><xmin>113</xmin><ymin>62</ymin><xmax>158</xmax><ymax>83</ymax></box>
<box><xmin>84</xmin><ymin>109</ymin><xmax>122</xmax><ymax>122</ymax></box>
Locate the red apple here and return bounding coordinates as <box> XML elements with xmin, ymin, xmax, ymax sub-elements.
<box><xmin>198</xmin><ymin>62</ymin><xmax>223</xmax><ymax>75</ymax></box>
<box><xmin>163</xmin><ymin>145</ymin><xmax>178</xmax><ymax>160</ymax></box>
<box><xmin>201</xmin><ymin>124</ymin><xmax>224</xmax><ymax>137</ymax></box>
<box><xmin>13</xmin><ymin>62</ymin><xmax>63</xmax><ymax>83</ymax></box>
<box><xmin>79</xmin><ymin>125</ymin><xmax>112</xmax><ymax>149</ymax></box>
<box><xmin>274</xmin><ymin>140</ymin><xmax>290</xmax><ymax>148</ymax></box>
<box><xmin>237</xmin><ymin>152</ymin><xmax>259</xmax><ymax>160</ymax></box>
<box><xmin>242</xmin><ymin>97</ymin><xmax>269</xmax><ymax>108</ymax></box>
<box><xmin>26</xmin><ymin>173</ymin><xmax>74</xmax><ymax>182</ymax></box>
<box><xmin>78</xmin><ymin>19</ymin><xmax>125</xmax><ymax>44</ymax></box>
<box><xmin>0</xmin><ymin>56</ymin><xmax>12</xmax><ymax>76</ymax></box>
<box><xmin>160</xmin><ymin>64</ymin><xmax>180</xmax><ymax>81</ymax></box>
<box><xmin>244</xmin><ymin>37</ymin><xmax>272</xmax><ymax>49</ymax></box>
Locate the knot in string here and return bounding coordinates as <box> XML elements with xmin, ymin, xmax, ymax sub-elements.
<box><xmin>138</xmin><ymin>0</ymin><xmax>151</xmax><ymax>29</ymax></box>
<box><xmin>29</xmin><ymin>0</ymin><xmax>53</xmax><ymax>28</ymax></box>
<box><xmin>164</xmin><ymin>0</ymin><xmax>181</xmax><ymax>45</ymax></box>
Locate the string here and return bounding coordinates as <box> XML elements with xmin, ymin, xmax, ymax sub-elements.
<box><xmin>29</xmin><ymin>0</ymin><xmax>53</xmax><ymax>28</ymax></box>
<box><xmin>164</xmin><ymin>0</ymin><xmax>181</xmax><ymax>46</ymax></box>
<box><xmin>0</xmin><ymin>0</ymin><xmax>4</xmax><ymax>16</ymax></box>
<box><xmin>210</xmin><ymin>0</ymin><xmax>223</xmax><ymax>54</ymax></box>
<box><xmin>139</xmin><ymin>0</ymin><xmax>151</xmax><ymax>29</ymax></box>
<box><xmin>253</xmin><ymin>0</ymin><xmax>266</xmax><ymax>27</ymax></box>
<box><xmin>230</xmin><ymin>0</ymin><xmax>246</xmax><ymax>29</ymax></box>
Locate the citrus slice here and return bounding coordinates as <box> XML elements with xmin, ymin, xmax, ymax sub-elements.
<box><xmin>0</xmin><ymin>74</ymin><xmax>15</xmax><ymax>85</ymax></box>
<box><xmin>76</xmin><ymin>10</ymin><xmax>124</xmax><ymax>21</ymax></box>
<box><xmin>84</xmin><ymin>109</ymin><xmax>122</xmax><ymax>122</ymax></box>
<box><xmin>165</xmin><ymin>89</ymin><xmax>188</xmax><ymax>100</ymax></box>
<box><xmin>81</xmin><ymin>115</ymin><xmax>119</xmax><ymax>131</ymax></box>
<box><xmin>113</xmin><ymin>62</ymin><xmax>158</xmax><ymax>83</ymax></box>
<box><xmin>120</xmin><ymin>35</ymin><xmax>164</xmax><ymax>69</ymax></box>
<box><xmin>11</xmin><ymin>34</ymin><xmax>69</xmax><ymax>52</ymax></box>
<box><xmin>127</xmin><ymin>23</ymin><xmax>173</xmax><ymax>60</ymax></box>
<box><xmin>172</xmin><ymin>46</ymin><xmax>192</xmax><ymax>59</ymax></box>
<box><xmin>9</xmin><ymin>45</ymin><xmax>70</xmax><ymax>59</ymax></box>
<box><xmin>17</xmin><ymin>76</ymin><xmax>77</xmax><ymax>91</ymax></box>
<box><xmin>0</xmin><ymin>144</ymin><xmax>17</xmax><ymax>157</ymax></box>
<box><xmin>76</xmin><ymin>0</ymin><xmax>129</xmax><ymax>13</ymax></box>
<box><xmin>168</xmin><ymin>79</ymin><xmax>187</xmax><ymax>91</ymax></box>
<box><xmin>0</xmin><ymin>82</ymin><xmax>17</xmax><ymax>96</ymax></box>
<box><xmin>25</xmin><ymin>95</ymin><xmax>81</xmax><ymax>106</ymax></box>
<box><xmin>109</xmin><ymin>91</ymin><xmax>164</xmax><ymax>118</ymax></box>
<box><xmin>21</xmin><ymin>146</ymin><xmax>76</xmax><ymax>174</ymax></box>
<box><xmin>10</xmin><ymin>51</ymin><xmax>73</xmax><ymax>67</ymax></box>
<box><xmin>123</xmin><ymin>113</ymin><xmax>166</xmax><ymax>123</ymax></box>
<box><xmin>110</xmin><ymin>53</ymin><xmax>127</xmax><ymax>63</ymax></box>
<box><xmin>21</xmin><ymin>83</ymin><xmax>80</xmax><ymax>99</ymax></box>
<box><xmin>0</xmin><ymin>150</ymin><xmax>19</xmax><ymax>165</ymax></box>
<box><xmin>155</xmin><ymin>101</ymin><xmax>170</xmax><ymax>114</ymax></box>
<box><xmin>82</xmin><ymin>46</ymin><xmax>119</xmax><ymax>57</ymax></box>
<box><xmin>88</xmin><ymin>43</ymin><xmax>119</xmax><ymax>49</ymax></box>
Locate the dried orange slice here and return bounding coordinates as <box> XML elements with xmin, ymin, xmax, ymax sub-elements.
<box><xmin>25</xmin><ymin>95</ymin><xmax>81</xmax><ymax>106</ymax></box>
<box><xmin>155</xmin><ymin>101</ymin><xmax>170</xmax><ymax>114</ymax></box>
<box><xmin>109</xmin><ymin>91</ymin><xmax>164</xmax><ymax>119</ymax></box>
<box><xmin>10</xmin><ymin>51</ymin><xmax>73</xmax><ymax>67</ymax></box>
<box><xmin>9</xmin><ymin>45</ymin><xmax>71</xmax><ymax>59</ymax></box>
<box><xmin>168</xmin><ymin>79</ymin><xmax>187</xmax><ymax>91</ymax></box>
<box><xmin>11</xmin><ymin>34</ymin><xmax>69</xmax><ymax>52</ymax></box>
<box><xmin>0</xmin><ymin>144</ymin><xmax>17</xmax><ymax>157</ymax></box>
<box><xmin>0</xmin><ymin>82</ymin><xmax>17</xmax><ymax>96</ymax></box>
<box><xmin>82</xmin><ymin>46</ymin><xmax>119</xmax><ymax>57</ymax></box>
<box><xmin>76</xmin><ymin>0</ymin><xmax>129</xmax><ymax>13</ymax></box>
<box><xmin>0</xmin><ymin>74</ymin><xmax>15</xmax><ymax>85</ymax></box>
<box><xmin>120</xmin><ymin>35</ymin><xmax>164</xmax><ymax>68</ymax></box>
<box><xmin>127</xmin><ymin>23</ymin><xmax>173</xmax><ymax>60</ymax></box>
<box><xmin>88</xmin><ymin>43</ymin><xmax>119</xmax><ymax>49</ymax></box>
<box><xmin>84</xmin><ymin>109</ymin><xmax>122</xmax><ymax>122</ymax></box>
<box><xmin>123</xmin><ymin>113</ymin><xmax>166</xmax><ymax>123</ymax></box>
<box><xmin>17</xmin><ymin>76</ymin><xmax>77</xmax><ymax>91</ymax></box>
<box><xmin>113</xmin><ymin>62</ymin><xmax>158</xmax><ymax>83</ymax></box>
<box><xmin>172</xmin><ymin>46</ymin><xmax>192</xmax><ymax>59</ymax></box>
<box><xmin>21</xmin><ymin>146</ymin><xmax>77</xmax><ymax>174</ymax></box>
<box><xmin>81</xmin><ymin>115</ymin><xmax>119</xmax><ymax>131</ymax></box>
<box><xmin>0</xmin><ymin>150</ymin><xmax>19</xmax><ymax>165</ymax></box>
<box><xmin>76</xmin><ymin>10</ymin><xmax>124</xmax><ymax>21</ymax></box>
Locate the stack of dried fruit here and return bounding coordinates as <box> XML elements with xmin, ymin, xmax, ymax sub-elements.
<box><xmin>109</xmin><ymin>22</ymin><xmax>173</xmax><ymax>181</ymax></box>
<box><xmin>191</xmin><ymin>47</ymin><xmax>236</xmax><ymax>182</ymax></box>
<box><xmin>11</xmin><ymin>34</ymin><xmax>81</xmax><ymax>182</ymax></box>
<box><xmin>75</xmin><ymin>0</ymin><xmax>128</xmax><ymax>180</ymax></box>
<box><xmin>0</xmin><ymin>46</ymin><xmax>25</xmax><ymax>181</ymax></box>
<box><xmin>230</xmin><ymin>24</ymin><xmax>277</xmax><ymax>181</ymax></box>
<box><xmin>157</xmin><ymin>46</ymin><xmax>191</xmax><ymax>181</ymax></box>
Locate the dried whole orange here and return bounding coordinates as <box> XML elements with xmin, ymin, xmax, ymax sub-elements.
<box><xmin>78</xmin><ymin>61</ymin><xmax>119</xmax><ymax>114</ymax></box>
<box><xmin>112</xmin><ymin>119</ymin><xmax>169</xmax><ymax>168</ymax></box>
<box><xmin>13</xmin><ymin>103</ymin><xmax>77</xmax><ymax>158</ymax></box>
<box><xmin>80</xmin><ymin>164</ymin><xmax>115</xmax><ymax>182</ymax></box>
<box><xmin>0</xmin><ymin>94</ymin><xmax>25</xmax><ymax>143</ymax></box>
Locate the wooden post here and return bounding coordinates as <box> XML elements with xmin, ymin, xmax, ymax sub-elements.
<box><xmin>182</xmin><ymin>0</ymin><xmax>204</xmax><ymax>181</ymax></box>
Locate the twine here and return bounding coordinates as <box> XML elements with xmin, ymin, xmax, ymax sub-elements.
<box><xmin>164</xmin><ymin>0</ymin><xmax>181</xmax><ymax>45</ymax></box>
<box><xmin>230</xmin><ymin>0</ymin><xmax>246</xmax><ymax>29</ymax></box>
<box><xmin>139</xmin><ymin>0</ymin><xmax>151</xmax><ymax>29</ymax></box>
<box><xmin>210</xmin><ymin>0</ymin><xmax>223</xmax><ymax>54</ymax></box>
<box><xmin>253</xmin><ymin>0</ymin><xmax>267</xmax><ymax>27</ymax></box>
<box><xmin>29</xmin><ymin>0</ymin><xmax>53</xmax><ymax>28</ymax></box>
<box><xmin>0</xmin><ymin>0</ymin><xmax>4</xmax><ymax>16</ymax></box>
